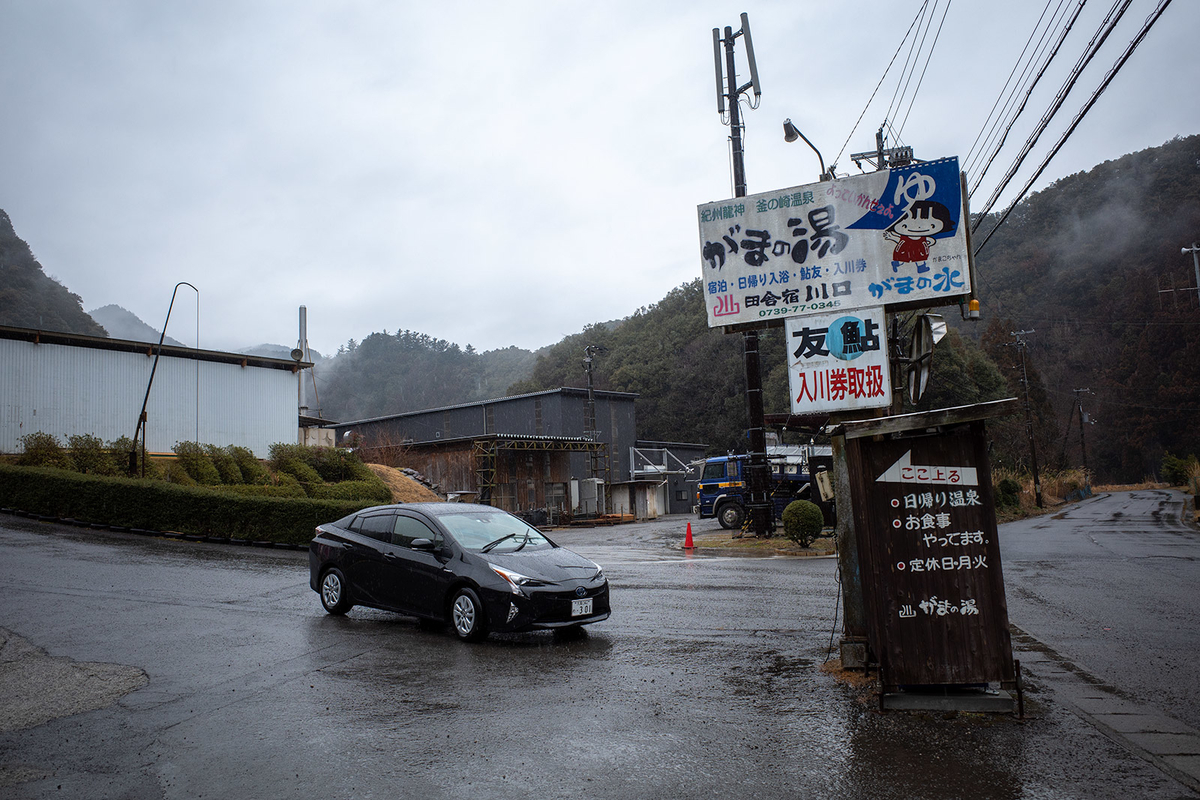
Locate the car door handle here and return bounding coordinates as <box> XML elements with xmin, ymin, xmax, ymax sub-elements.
<box><xmin>384</xmin><ymin>553</ymin><xmax>401</xmax><ymax>561</ymax></box>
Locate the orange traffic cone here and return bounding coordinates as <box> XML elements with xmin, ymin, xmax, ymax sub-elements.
<box><xmin>684</xmin><ymin>522</ymin><xmax>694</xmax><ymax>548</ymax></box>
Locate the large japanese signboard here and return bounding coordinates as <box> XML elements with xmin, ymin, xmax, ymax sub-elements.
<box><xmin>698</xmin><ymin>157</ymin><xmax>970</xmax><ymax>329</ymax></box>
<box><xmin>844</xmin><ymin>416</ymin><xmax>1015</xmax><ymax>687</ymax></box>
<box><xmin>785</xmin><ymin>307</ymin><xmax>891</xmax><ymax>414</ymax></box>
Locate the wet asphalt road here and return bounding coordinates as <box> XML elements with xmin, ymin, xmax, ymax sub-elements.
<box><xmin>1000</xmin><ymin>489</ymin><xmax>1200</xmax><ymax>731</ymax></box>
<box><xmin>0</xmin><ymin>495</ymin><xmax>1196</xmax><ymax>799</ymax></box>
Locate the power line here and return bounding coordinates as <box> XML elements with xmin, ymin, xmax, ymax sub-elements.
<box><xmin>884</xmin><ymin>1</ymin><xmax>932</xmax><ymax>130</ymax></box>
<box><xmin>964</xmin><ymin>0</ymin><xmax>1068</xmax><ymax>173</ymax></box>
<box><xmin>832</xmin><ymin>3</ymin><xmax>928</xmax><ymax>170</ymax></box>
<box><xmin>967</xmin><ymin>0</ymin><xmax>1086</xmax><ymax>189</ymax></box>
<box><xmin>971</xmin><ymin>0</ymin><xmax>1134</xmax><ymax>231</ymax></box>
<box><xmin>975</xmin><ymin>0</ymin><xmax>1175</xmax><ymax>253</ymax></box>
<box><xmin>896</xmin><ymin>0</ymin><xmax>954</xmax><ymax>138</ymax></box>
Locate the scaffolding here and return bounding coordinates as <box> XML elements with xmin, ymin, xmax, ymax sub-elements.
<box><xmin>472</xmin><ymin>435</ymin><xmax>609</xmax><ymax>510</ymax></box>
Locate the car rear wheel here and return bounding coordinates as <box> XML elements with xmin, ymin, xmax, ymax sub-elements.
<box><xmin>451</xmin><ymin>587</ymin><xmax>488</xmax><ymax>642</ymax></box>
<box><xmin>717</xmin><ymin>503</ymin><xmax>744</xmax><ymax>530</ymax></box>
<box><xmin>320</xmin><ymin>568</ymin><xmax>353</xmax><ymax>615</ymax></box>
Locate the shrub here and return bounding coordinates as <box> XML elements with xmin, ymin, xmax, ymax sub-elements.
<box><xmin>66</xmin><ymin>434</ymin><xmax>119</xmax><ymax>475</ymax></box>
<box><xmin>996</xmin><ymin>477</ymin><xmax>1022</xmax><ymax>508</ymax></box>
<box><xmin>218</xmin><ymin>482</ymin><xmax>306</xmax><ymax>499</ymax></box>
<box><xmin>268</xmin><ymin>442</ymin><xmax>371</xmax><ymax>483</ymax></box>
<box><xmin>309</xmin><ymin>478</ymin><xmax>392</xmax><ymax>503</ymax></box>
<box><xmin>108</xmin><ymin>435</ymin><xmax>161</xmax><ymax>479</ymax></box>
<box><xmin>276</xmin><ymin>458</ymin><xmax>323</xmax><ymax>489</ymax></box>
<box><xmin>204</xmin><ymin>445</ymin><xmax>244</xmax><ymax>485</ymax></box>
<box><xmin>1161</xmin><ymin>452</ymin><xmax>1198</xmax><ymax>486</ymax></box>
<box><xmin>782</xmin><ymin>500</ymin><xmax>825</xmax><ymax>547</ymax></box>
<box><xmin>17</xmin><ymin>432</ymin><xmax>71</xmax><ymax>470</ymax></box>
<box><xmin>163</xmin><ymin>461</ymin><xmax>197</xmax><ymax>485</ymax></box>
<box><xmin>228</xmin><ymin>446</ymin><xmax>269</xmax><ymax>484</ymax></box>
<box><xmin>174</xmin><ymin>441</ymin><xmax>222</xmax><ymax>485</ymax></box>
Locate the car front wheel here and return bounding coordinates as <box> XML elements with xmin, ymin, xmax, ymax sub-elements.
<box><xmin>451</xmin><ymin>587</ymin><xmax>488</xmax><ymax>642</ymax></box>
<box><xmin>320</xmin><ymin>567</ymin><xmax>353</xmax><ymax>615</ymax></box>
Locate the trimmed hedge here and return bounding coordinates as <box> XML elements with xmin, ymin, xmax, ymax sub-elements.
<box><xmin>0</xmin><ymin>464</ymin><xmax>376</xmax><ymax>545</ymax></box>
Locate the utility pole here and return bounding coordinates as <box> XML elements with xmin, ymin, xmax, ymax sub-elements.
<box><xmin>713</xmin><ymin>15</ymin><xmax>772</xmax><ymax>537</ymax></box>
<box><xmin>584</xmin><ymin>345</ymin><xmax>600</xmax><ymax>479</ymax></box>
<box><xmin>1007</xmin><ymin>330</ymin><xmax>1043</xmax><ymax>508</ymax></box>
<box><xmin>1183</xmin><ymin>244</ymin><xmax>1200</xmax><ymax>307</ymax></box>
<box><xmin>1073</xmin><ymin>388</ymin><xmax>1092</xmax><ymax>474</ymax></box>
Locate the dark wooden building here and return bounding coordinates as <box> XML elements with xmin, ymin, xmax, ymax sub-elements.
<box><xmin>330</xmin><ymin>388</ymin><xmax>640</xmax><ymax>517</ymax></box>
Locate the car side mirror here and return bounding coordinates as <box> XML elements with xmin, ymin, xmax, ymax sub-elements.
<box><xmin>411</xmin><ymin>538</ymin><xmax>436</xmax><ymax>551</ymax></box>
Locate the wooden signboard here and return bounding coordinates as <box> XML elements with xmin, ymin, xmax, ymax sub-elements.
<box><xmin>844</xmin><ymin>416</ymin><xmax>1015</xmax><ymax>687</ymax></box>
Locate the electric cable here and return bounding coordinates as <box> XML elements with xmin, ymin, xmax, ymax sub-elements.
<box><xmin>975</xmin><ymin>0</ymin><xmax>1174</xmax><ymax>253</ymax></box>
<box><xmin>832</xmin><ymin>3</ymin><xmax>928</xmax><ymax>170</ymax></box>
<box><xmin>967</xmin><ymin>0</ymin><xmax>1076</xmax><ymax>180</ymax></box>
<box><xmin>968</xmin><ymin>0</ymin><xmax>1087</xmax><ymax>194</ymax></box>
<box><xmin>972</xmin><ymin>0</ymin><xmax>1134</xmax><ymax>231</ymax></box>
<box><xmin>964</xmin><ymin>0</ymin><xmax>1070</xmax><ymax>174</ymax></box>
<box><xmin>884</xmin><ymin>1</ymin><xmax>932</xmax><ymax>129</ymax></box>
<box><xmin>887</xmin><ymin>0</ymin><xmax>938</xmax><ymax>130</ymax></box>
<box><xmin>896</xmin><ymin>0</ymin><xmax>954</xmax><ymax>138</ymax></box>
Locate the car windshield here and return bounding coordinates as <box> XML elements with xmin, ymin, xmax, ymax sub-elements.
<box><xmin>433</xmin><ymin>509</ymin><xmax>554</xmax><ymax>552</ymax></box>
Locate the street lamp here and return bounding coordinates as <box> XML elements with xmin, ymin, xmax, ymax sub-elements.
<box><xmin>782</xmin><ymin>118</ymin><xmax>832</xmax><ymax>181</ymax></box>
<box><xmin>129</xmin><ymin>281</ymin><xmax>199</xmax><ymax>477</ymax></box>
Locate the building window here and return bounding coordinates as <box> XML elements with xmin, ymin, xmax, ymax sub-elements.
<box><xmin>485</xmin><ymin>405</ymin><xmax>494</xmax><ymax>434</ymax></box>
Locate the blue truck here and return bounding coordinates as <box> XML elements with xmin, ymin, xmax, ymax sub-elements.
<box><xmin>695</xmin><ymin>447</ymin><xmax>834</xmax><ymax>530</ymax></box>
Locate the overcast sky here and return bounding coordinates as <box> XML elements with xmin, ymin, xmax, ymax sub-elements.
<box><xmin>1</xmin><ymin>0</ymin><xmax>1196</xmax><ymax>357</ymax></box>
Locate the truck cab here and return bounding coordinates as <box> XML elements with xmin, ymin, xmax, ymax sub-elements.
<box><xmin>695</xmin><ymin>448</ymin><xmax>833</xmax><ymax>530</ymax></box>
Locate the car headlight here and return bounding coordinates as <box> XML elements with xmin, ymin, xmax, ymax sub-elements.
<box><xmin>489</xmin><ymin>564</ymin><xmax>546</xmax><ymax>594</ymax></box>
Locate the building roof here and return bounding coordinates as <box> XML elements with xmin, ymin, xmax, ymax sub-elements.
<box><xmin>329</xmin><ymin>386</ymin><xmax>639</xmax><ymax>428</ymax></box>
<box><xmin>0</xmin><ymin>325</ymin><xmax>311</xmax><ymax>373</ymax></box>
<box><xmin>403</xmin><ymin>432</ymin><xmax>601</xmax><ymax>448</ymax></box>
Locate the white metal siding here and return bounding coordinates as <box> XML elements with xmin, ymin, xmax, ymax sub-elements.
<box><xmin>0</xmin><ymin>338</ymin><xmax>298</xmax><ymax>457</ymax></box>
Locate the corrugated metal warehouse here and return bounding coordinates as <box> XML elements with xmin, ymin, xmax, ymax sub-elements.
<box><xmin>0</xmin><ymin>325</ymin><xmax>304</xmax><ymax>457</ymax></box>
<box><xmin>333</xmin><ymin>388</ymin><xmax>640</xmax><ymax>482</ymax></box>
<box><xmin>333</xmin><ymin>388</ymin><xmax>642</xmax><ymax>517</ymax></box>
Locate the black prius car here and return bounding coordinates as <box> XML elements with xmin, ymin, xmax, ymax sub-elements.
<box><xmin>308</xmin><ymin>503</ymin><xmax>610</xmax><ymax>641</ymax></box>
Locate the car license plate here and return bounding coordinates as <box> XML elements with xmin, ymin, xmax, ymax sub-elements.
<box><xmin>571</xmin><ymin>598</ymin><xmax>592</xmax><ymax>617</ymax></box>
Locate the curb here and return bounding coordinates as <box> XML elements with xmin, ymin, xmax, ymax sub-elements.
<box><xmin>0</xmin><ymin>508</ymin><xmax>308</xmax><ymax>551</ymax></box>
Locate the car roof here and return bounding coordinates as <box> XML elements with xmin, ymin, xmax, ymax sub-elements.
<box><xmin>357</xmin><ymin>502</ymin><xmax>506</xmax><ymax>515</ymax></box>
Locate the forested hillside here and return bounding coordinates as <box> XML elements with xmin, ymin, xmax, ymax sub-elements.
<box><xmin>969</xmin><ymin>134</ymin><xmax>1200</xmax><ymax>481</ymax></box>
<box><xmin>0</xmin><ymin>210</ymin><xmax>107</xmax><ymax>336</ymax></box>
<box><xmin>314</xmin><ymin>332</ymin><xmax>537</xmax><ymax>422</ymax></box>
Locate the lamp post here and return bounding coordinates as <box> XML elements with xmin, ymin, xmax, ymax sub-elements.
<box><xmin>129</xmin><ymin>282</ymin><xmax>199</xmax><ymax>477</ymax></box>
<box><xmin>782</xmin><ymin>118</ymin><xmax>833</xmax><ymax>182</ymax></box>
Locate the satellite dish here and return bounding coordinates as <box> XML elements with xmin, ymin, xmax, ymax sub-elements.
<box><xmin>907</xmin><ymin>315</ymin><xmax>936</xmax><ymax>405</ymax></box>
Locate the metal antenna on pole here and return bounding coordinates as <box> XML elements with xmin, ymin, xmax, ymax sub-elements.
<box><xmin>712</xmin><ymin>15</ymin><xmax>772</xmax><ymax>537</ymax></box>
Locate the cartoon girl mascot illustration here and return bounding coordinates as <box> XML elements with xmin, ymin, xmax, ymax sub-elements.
<box><xmin>883</xmin><ymin>200</ymin><xmax>955</xmax><ymax>273</ymax></box>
